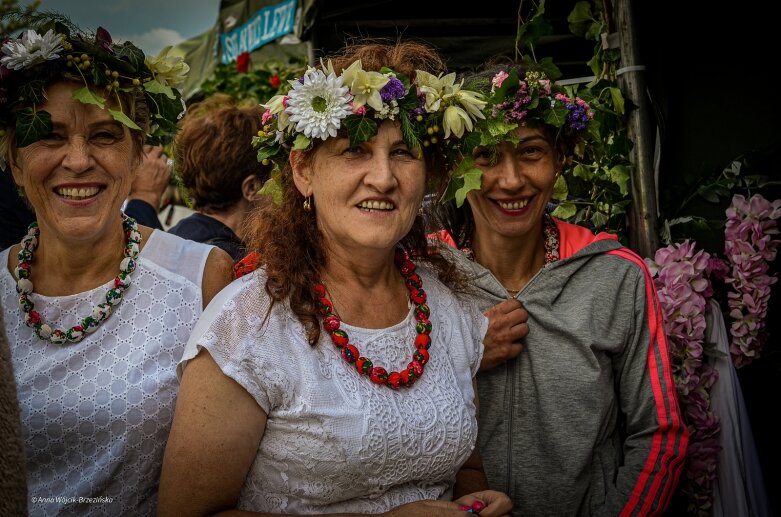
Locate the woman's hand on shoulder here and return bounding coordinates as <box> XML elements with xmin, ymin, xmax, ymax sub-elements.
<box><xmin>455</xmin><ymin>490</ymin><xmax>513</xmax><ymax>517</ymax></box>
<box><xmin>201</xmin><ymin>247</ymin><xmax>236</xmax><ymax>308</ymax></box>
<box><xmin>481</xmin><ymin>299</ymin><xmax>528</xmax><ymax>371</ymax></box>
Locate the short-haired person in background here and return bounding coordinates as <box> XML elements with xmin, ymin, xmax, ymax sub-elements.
<box><xmin>0</xmin><ymin>17</ymin><xmax>234</xmax><ymax>514</ymax></box>
<box><xmin>168</xmin><ymin>93</ymin><xmax>271</xmax><ymax>261</ymax></box>
<box><xmin>158</xmin><ymin>40</ymin><xmax>517</xmax><ymax>516</ymax></box>
<box><xmin>434</xmin><ymin>64</ymin><xmax>688</xmax><ymax>516</ymax></box>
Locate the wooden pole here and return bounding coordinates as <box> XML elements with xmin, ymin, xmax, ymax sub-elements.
<box><xmin>614</xmin><ymin>0</ymin><xmax>659</xmax><ymax>258</ymax></box>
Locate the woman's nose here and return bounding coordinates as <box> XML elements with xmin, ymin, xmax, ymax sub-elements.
<box><xmin>62</xmin><ymin>138</ymin><xmax>94</xmax><ymax>173</ymax></box>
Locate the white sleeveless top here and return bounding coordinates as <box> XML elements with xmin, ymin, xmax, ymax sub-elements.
<box><xmin>1</xmin><ymin>230</ymin><xmax>214</xmax><ymax>517</ymax></box>
<box><xmin>180</xmin><ymin>265</ymin><xmax>486</xmax><ymax>514</ymax></box>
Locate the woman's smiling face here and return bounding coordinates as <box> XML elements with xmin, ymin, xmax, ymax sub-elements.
<box><xmin>466</xmin><ymin>125</ymin><xmax>561</xmax><ymax>242</ymax></box>
<box><xmin>10</xmin><ymin>81</ymin><xmax>139</xmax><ymax>243</ymax></box>
<box><xmin>292</xmin><ymin>120</ymin><xmax>427</xmax><ymax>256</ymax></box>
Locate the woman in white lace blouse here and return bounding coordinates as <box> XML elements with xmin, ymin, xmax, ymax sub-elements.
<box><xmin>158</xmin><ymin>41</ymin><xmax>515</xmax><ymax>516</ymax></box>
<box><xmin>0</xmin><ymin>18</ymin><xmax>234</xmax><ymax>516</ymax></box>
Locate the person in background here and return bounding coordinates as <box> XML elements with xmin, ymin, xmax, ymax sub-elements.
<box><xmin>434</xmin><ymin>63</ymin><xmax>689</xmax><ymax>515</ymax></box>
<box><xmin>124</xmin><ymin>144</ymin><xmax>173</xmax><ymax>230</ymax></box>
<box><xmin>168</xmin><ymin>93</ymin><xmax>271</xmax><ymax>261</ymax></box>
<box><xmin>158</xmin><ymin>40</ymin><xmax>516</xmax><ymax>516</ymax></box>
<box><xmin>0</xmin><ymin>18</ymin><xmax>234</xmax><ymax>515</ymax></box>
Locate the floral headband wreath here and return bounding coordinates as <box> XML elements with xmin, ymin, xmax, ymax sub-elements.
<box><xmin>252</xmin><ymin>59</ymin><xmax>487</xmax><ymax>204</ymax></box>
<box><xmin>0</xmin><ymin>13</ymin><xmax>189</xmax><ymax>163</ymax></box>
<box><xmin>443</xmin><ymin>68</ymin><xmax>596</xmax><ymax>206</ymax></box>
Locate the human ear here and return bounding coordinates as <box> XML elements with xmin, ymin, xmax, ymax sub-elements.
<box><xmin>290</xmin><ymin>150</ymin><xmax>312</xmax><ymax>197</ymax></box>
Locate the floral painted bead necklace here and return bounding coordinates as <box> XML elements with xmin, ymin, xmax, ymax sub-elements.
<box><xmin>15</xmin><ymin>213</ymin><xmax>142</xmax><ymax>344</ymax></box>
<box><xmin>314</xmin><ymin>248</ymin><xmax>432</xmax><ymax>390</ymax></box>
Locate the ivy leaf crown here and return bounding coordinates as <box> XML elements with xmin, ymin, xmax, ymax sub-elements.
<box><xmin>0</xmin><ymin>11</ymin><xmax>188</xmax><ymax>155</ymax></box>
<box><xmin>443</xmin><ymin>64</ymin><xmax>597</xmax><ymax>206</ymax></box>
<box><xmin>251</xmin><ymin>58</ymin><xmax>487</xmax><ymax>205</ymax></box>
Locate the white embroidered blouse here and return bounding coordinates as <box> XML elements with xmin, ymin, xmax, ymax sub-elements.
<box><xmin>179</xmin><ymin>264</ymin><xmax>486</xmax><ymax>514</ymax></box>
<box><xmin>1</xmin><ymin>230</ymin><xmax>213</xmax><ymax>516</ymax></box>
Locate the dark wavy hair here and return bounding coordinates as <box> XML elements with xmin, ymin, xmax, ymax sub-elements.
<box><xmin>246</xmin><ymin>39</ymin><xmax>463</xmax><ymax>345</ymax></box>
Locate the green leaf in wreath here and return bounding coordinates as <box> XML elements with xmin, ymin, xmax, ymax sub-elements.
<box><xmin>15</xmin><ymin>108</ymin><xmax>52</xmax><ymax>148</ymax></box>
<box><xmin>72</xmin><ymin>87</ymin><xmax>106</xmax><ymax>109</ymax></box>
<box><xmin>343</xmin><ymin>116</ymin><xmax>378</xmax><ymax>148</ymax></box>
<box><xmin>108</xmin><ymin>109</ymin><xmax>142</xmax><ymax>131</ymax></box>
<box><xmin>143</xmin><ymin>79</ymin><xmax>176</xmax><ymax>100</ymax></box>
<box><xmin>292</xmin><ymin>133</ymin><xmax>311</xmax><ymax>151</ymax></box>
<box><xmin>18</xmin><ymin>80</ymin><xmax>46</xmax><ymax>105</ymax></box>
<box><xmin>259</xmin><ymin>174</ymin><xmax>283</xmax><ymax>205</ymax></box>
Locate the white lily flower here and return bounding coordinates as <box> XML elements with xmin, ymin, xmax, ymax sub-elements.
<box><xmin>443</xmin><ymin>105</ymin><xmax>474</xmax><ymax>139</ymax></box>
<box><xmin>454</xmin><ymin>89</ymin><xmax>487</xmax><ymax>120</ymax></box>
<box><xmin>340</xmin><ymin>61</ymin><xmax>388</xmax><ymax>111</ymax></box>
<box><xmin>145</xmin><ymin>46</ymin><xmax>189</xmax><ymax>88</ymax></box>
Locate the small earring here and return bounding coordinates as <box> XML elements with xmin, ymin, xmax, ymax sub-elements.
<box><xmin>418</xmin><ymin>205</ymin><xmax>424</xmax><ymax>216</ymax></box>
<box><xmin>303</xmin><ymin>196</ymin><xmax>312</xmax><ymax>212</ymax></box>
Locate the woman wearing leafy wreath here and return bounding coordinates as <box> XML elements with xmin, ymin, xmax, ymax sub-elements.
<box><xmin>158</xmin><ymin>40</ymin><xmax>518</xmax><ymax>516</ymax></box>
<box><xmin>433</xmin><ymin>62</ymin><xmax>689</xmax><ymax>516</ymax></box>
<box><xmin>0</xmin><ymin>14</ymin><xmax>234</xmax><ymax>515</ymax></box>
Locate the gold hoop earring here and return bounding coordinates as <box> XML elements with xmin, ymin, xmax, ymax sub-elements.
<box><xmin>303</xmin><ymin>196</ymin><xmax>312</xmax><ymax>212</ymax></box>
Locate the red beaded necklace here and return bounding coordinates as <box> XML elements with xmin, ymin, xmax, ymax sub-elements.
<box><xmin>314</xmin><ymin>249</ymin><xmax>432</xmax><ymax>390</ymax></box>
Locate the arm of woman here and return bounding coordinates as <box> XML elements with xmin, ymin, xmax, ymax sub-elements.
<box><xmin>598</xmin><ymin>251</ymin><xmax>689</xmax><ymax>516</ymax></box>
<box><xmin>453</xmin><ymin>382</ymin><xmax>513</xmax><ymax>517</ymax></box>
<box><xmin>157</xmin><ymin>349</ymin><xmax>267</xmax><ymax>516</ymax></box>
<box><xmin>201</xmin><ymin>247</ymin><xmax>237</xmax><ymax>309</ymax></box>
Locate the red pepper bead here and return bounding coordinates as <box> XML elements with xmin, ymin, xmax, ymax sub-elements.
<box><xmin>323</xmin><ymin>315</ymin><xmax>340</xmax><ymax>331</ymax></box>
<box><xmin>28</xmin><ymin>310</ymin><xmax>41</xmax><ymax>325</ymax></box>
<box><xmin>399</xmin><ymin>368</ymin><xmax>414</xmax><ymax>386</ymax></box>
<box><xmin>408</xmin><ymin>360</ymin><xmax>424</xmax><ymax>377</ymax></box>
<box><xmin>355</xmin><ymin>357</ymin><xmax>373</xmax><ymax>375</ymax></box>
<box><xmin>369</xmin><ymin>366</ymin><xmax>388</xmax><ymax>384</ymax></box>
<box><xmin>413</xmin><ymin>348</ymin><xmax>429</xmax><ymax>365</ymax></box>
<box><xmin>387</xmin><ymin>372</ymin><xmax>402</xmax><ymax>389</ymax></box>
<box><xmin>341</xmin><ymin>344</ymin><xmax>359</xmax><ymax>363</ymax></box>
<box><xmin>415</xmin><ymin>303</ymin><xmax>430</xmax><ymax>320</ymax></box>
<box><xmin>313</xmin><ymin>283</ymin><xmax>326</xmax><ymax>297</ymax></box>
<box><xmin>415</xmin><ymin>334</ymin><xmax>431</xmax><ymax>349</ymax></box>
<box><xmin>330</xmin><ymin>330</ymin><xmax>348</xmax><ymax>347</ymax></box>
<box><xmin>410</xmin><ymin>288</ymin><xmax>426</xmax><ymax>305</ymax></box>
<box><xmin>415</xmin><ymin>320</ymin><xmax>432</xmax><ymax>334</ymax></box>
<box><xmin>405</xmin><ymin>272</ymin><xmax>422</xmax><ymax>288</ymax></box>
<box><xmin>318</xmin><ymin>297</ymin><xmax>333</xmax><ymax>314</ymax></box>
<box><xmin>471</xmin><ymin>500</ymin><xmax>485</xmax><ymax>512</ymax></box>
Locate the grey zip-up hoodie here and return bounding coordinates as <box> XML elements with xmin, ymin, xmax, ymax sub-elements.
<box><xmin>440</xmin><ymin>219</ymin><xmax>688</xmax><ymax>517</ymax></box>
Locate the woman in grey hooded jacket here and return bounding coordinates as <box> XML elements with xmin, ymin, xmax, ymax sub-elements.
<box><xmin>434</xmin><ymin>64</ymin><xmax>688</xmax><ymax>517</ymax></box>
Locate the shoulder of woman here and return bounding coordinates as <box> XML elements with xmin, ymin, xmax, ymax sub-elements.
<box><xmin>201</xmin><ymin>247</ymin><xmax>237</xmax><ymax>307</ymax></box>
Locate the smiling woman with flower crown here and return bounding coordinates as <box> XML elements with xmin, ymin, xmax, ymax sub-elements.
<box><xmin>0</xmin><ymin>15</ymin><xmax>234</xmax><ymax>516</ymax></box>
<box><xmin>434</xmin><ymin>62</ymin><xmax>688</xmax><ymax>516</ymax></box>
<box><xmin>158</xmin><ymin>40</ymin><xmax>517</xmax><ymax>517</ymax></box>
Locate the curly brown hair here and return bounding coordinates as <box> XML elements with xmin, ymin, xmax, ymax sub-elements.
<box><xmin>174</xmin><ymin>93</ymin><xmax>270</xmax><ymax>212</ymax></box>
<box><xmin>246</xmin><ymin>39</ymin><xmax>464</xmax><ymax>346</ymax></box>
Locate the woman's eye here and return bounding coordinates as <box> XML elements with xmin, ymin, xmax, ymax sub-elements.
<box><xmin>92</xmin><ymin>132</ymin><xmax>119</xmax><ymax>142</ymax></box>
<box><xmin>41</xmin><ymin>133</ymin><xmax>64</xmax><ymax>142</ymax></box>
<box><xmin>342</xmin><ymin>146</ymin><xmax>362</xmax><ymax>156</ymax></box>
<box><xmin>472</xmin><ymin>148</ymin><xmax>494</xmax><ymax>163</ymax></box>
<box><xmin>391</xmin><ymin>147</ymin><xmax>414</xmax><ymax>158</ymax></box>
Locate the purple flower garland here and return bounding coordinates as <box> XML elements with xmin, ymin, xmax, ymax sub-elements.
<box><xmin>722</xmin><ymin>194</ymin><xmax>781</xmax><ymax>367</ymax></box>
<box><xmin>647</xmin><ymin>193</ymin><xmax>780</xmax><ymax>515</ymax></box>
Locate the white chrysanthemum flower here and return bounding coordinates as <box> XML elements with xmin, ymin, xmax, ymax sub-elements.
<box><xmin>286</xmin><ymin>69</ymin><xmax>352</xmax><ymax>141</ymax></box>
<box><xmin>1</xmin><ymin>29</ymin><xmax>63</xmax><ymax>70</ymax></box>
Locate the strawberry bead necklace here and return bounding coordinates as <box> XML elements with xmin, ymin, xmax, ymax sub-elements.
<box><xmin>314</xmin><ymin>248</ymin><xmax>432</xmax><ymax>390</ymax></box>
<box><xmin>15</xmin><ymin>213</ymin><xmax>142</xmax><ymax>344</ymax></box>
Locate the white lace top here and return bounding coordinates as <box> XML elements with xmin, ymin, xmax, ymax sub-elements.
<box><xmin>1</xmin><ymin>230</ymin><xmax>214</xmax><ymax>517</ymax></box>
<box><xmin>180</xmin><ymin>265</ymin><xmax>486</xmax><ymax>514</ymax></box>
